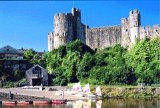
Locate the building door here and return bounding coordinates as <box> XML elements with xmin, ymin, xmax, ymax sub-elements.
<box><xmin>32</xmin><ymin>78</ymin><xmax>42</xmax><ymax>86</ymax></box>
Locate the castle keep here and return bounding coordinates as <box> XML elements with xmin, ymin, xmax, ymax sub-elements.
<box><xmin>48</xmin><ymin>8</ymin><xmax>160</xmax><ymax>51</ymax></box>
<box><xmin>48</xmin><ymin>8</ymin><xmax>86</xmax><ymax>51</ymax></box>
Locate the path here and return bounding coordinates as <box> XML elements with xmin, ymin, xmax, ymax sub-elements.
<box><xmin>0</xmin><ymin>87</ymin><xmax>87</xmax><ymax>101</ymax></box>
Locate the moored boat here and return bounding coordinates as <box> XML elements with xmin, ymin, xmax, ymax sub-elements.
<box><xmin>33</xmin><ymin>100</ymin><xmax>50</xmax><ymax>105</ymax></box>
<box><xmin>2</xmin><ymin>101</ymin><xmax>16</xmax><ymax>106</ymax></box>
<box><xmin>96</xmin><ymin>86</ymin><xmax>102</xmax><ymax>97</ymax></box>
<box><xmin>17</xmin><ymin>101</ymin><xmax>30</xmax><ymax>106</ymax></box>
<box><xmin>52</xmin><ymin>100</ymin><xmax>67</xmax><ymax>104</ymax></box>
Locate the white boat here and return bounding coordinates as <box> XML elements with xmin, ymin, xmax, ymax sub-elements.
<box><xmin>72</xmin><ymin>82</ymin><xmax>82</xmax><ymax>92</ymax></box>
<box><xmin>88</xmin><ymin>86</ymin><xmax>102</xmax><ymax>99</ymax></box>
<box><xmin>96</xmin><ymin>86</ymin><xmax>102</xmax><ymax>97</ymax></box>
<box><xmin>83</xmin><ymin>84</ymin><xmax>90</xmax><ymax>94</ymax></box>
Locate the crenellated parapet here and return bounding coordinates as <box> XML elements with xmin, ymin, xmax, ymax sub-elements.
<box><xmin>129</xmin><ymin>10</ymin><xmax>141</xmax><ymax>28</ymax></box>
<box><xmin>140</xmin><ymin>25</ymin><xmax>160</xmax><ymax>39</ymax></box>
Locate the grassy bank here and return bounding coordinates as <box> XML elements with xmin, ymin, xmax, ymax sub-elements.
<box><xmin>91</xmin><ymin>85</ymin><xmax>160</xmax><ymax>98</ymax></box>
<box><xmin>68</xmin><ymin>83</ymin><xmax>160</xmax><ymax>98</ymax></box>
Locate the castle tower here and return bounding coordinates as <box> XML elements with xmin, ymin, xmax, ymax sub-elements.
<box><xmin>48</xmin><ymin>32</ymin><xmax>54</xmax><ymax>51</ymax></box>
<box><xmin>121</xmin><ymin>18</ymin><xmax>130</xmax><ymax>47</ymax></box>
<box><xmin>129</xmin><ymin>9</ymin><xmax>141</xmax><ymax>44</ymax></box>
<box><xmin>53</xmin><ymin>13</ymin><xmax>73</xmax><ymax>49</ymax></box>
<box><xmin>72</xmin><ymin>8</ymin><xmax>84</xmax><ymax>42</ymax></box>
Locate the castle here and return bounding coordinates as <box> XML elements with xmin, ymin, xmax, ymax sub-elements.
<box><xmin>48</xmin><ymin>8</ymin><xmax>160</xmax><ymax>51</ymax></box>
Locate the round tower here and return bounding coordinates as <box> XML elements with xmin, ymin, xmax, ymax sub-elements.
<box><xmin>129</xmin><ymin>9</ymin><xmax>141</xmax><ymax>44</ymax></box>
<box><xmin>54</xmin><ymin>13</ymin><xmax>72</xmax><ymax>49</ymax></box>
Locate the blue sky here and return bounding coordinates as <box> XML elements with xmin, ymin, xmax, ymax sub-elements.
<box><xmin>0</xmin><ymin>0</ymin><xmax>159</xmax><ymax>51</ymax></box>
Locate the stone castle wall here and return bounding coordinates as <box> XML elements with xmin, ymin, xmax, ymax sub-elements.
<box><xmin>48</xmin><ymin>8</ymin><xmax>160</xmax><ymax>51</ymax></box>
<box><xmin>86</xmin><ymin>26</ymin><xmax>121</xmax><ymax>49</ymax></box>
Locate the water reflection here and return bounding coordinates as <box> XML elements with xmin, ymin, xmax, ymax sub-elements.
<box><xmin>1</xmin><ymin>98</ymin><xmax>160</xmax><ymax>108</ymax></box>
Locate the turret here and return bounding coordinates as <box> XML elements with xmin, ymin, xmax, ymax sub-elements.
<box><xmin>48</xmin><ymin>32</ymin><xmax>54</xmax><ymax>51</ymax></box>
<box><xmin>129</xmin><ymin>9</ymin><xmax>141</xmax><ymax>44</ymax></box>
<box><xmin>121</xmin><ymin>18</ymin><xmax>129</xmax><ymax>35</ymax></box>
<box><xmin>53</xmin><ymin>13</ymin><xmax>73</xmax><ymax>49</ymax></box>
<box><xmin>72</xmin><ymin>8</ymin><xmax>83</xmax><ymax>41</ymax></box>
<box><xmin>48</xmin><ymin>8</ymin><xmax>87</xmax><ymax>51</ymax></box>
<box><xmin>72</xmin><ymin>8</ymin><xmax>81</xmax><ymax>19</ymax></box>
<box><xmin>121</xmin><ymin>18</ymin><xmax>130</xmax><ymax>47</ymax></box>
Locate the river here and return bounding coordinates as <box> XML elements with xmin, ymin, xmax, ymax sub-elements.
<box><xmin>1</xmin><ymin>98</ymin><xmax>160</xmax><ymax>108</ymax></box>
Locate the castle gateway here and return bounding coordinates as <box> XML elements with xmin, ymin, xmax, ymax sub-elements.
<box><xmin>48</xmin><ymin>8</ymin><xmax>160</xmax><ymax>51</ymax></box>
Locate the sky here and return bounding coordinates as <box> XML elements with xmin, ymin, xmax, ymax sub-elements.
<box><xmin>0</xmin><ymin>0</ymin><xmax>159</xmax><ymax>51</ymax></box>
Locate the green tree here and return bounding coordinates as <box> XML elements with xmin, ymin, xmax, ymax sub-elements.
<box><xmin>23</xmin><ymin>49</ymin><xmax>35</xmax><ymax>60</ymax></box>
<box><xmin>89</xmin><ymin>44</ymin><xmax>134</xmax><ymax>85</ymax></box>
<box><xmin>126</xmin><ymin>38</ymin><xmax>160</xmax><ymax>84</ymax></box>
<box><xmin>45</xmin><ymin>40</ymin><xmax>94</xmax><ymax>85</ymax></box>
<box><xmin>23</xmin><ymin>49</ymin><xmax>45</xmax><ymax>67</ymax></box>
<box><xmin>77</xmin><ymin>53</ymin><xmax>95</xmax><ymax>81</ymax></box>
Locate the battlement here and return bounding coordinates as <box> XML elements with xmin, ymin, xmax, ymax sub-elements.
<box><xmin>129</xmin><ymin>9</ymin><xmax>140</xmax><ymax>15</ymax></box>
<box><xmin>72</xmin><ymin>8</ymin><xmax>81</xmax><ymax>18</ymax></box>
<box><xmin>72</xmin><ymin>8</ymin><xmax>81</xmax><ymax>13</ymax></box>
<box><xmin>88</xmin><ymin>25</ymin><xmax>121</xmax><ymax>30</ymax></box>
<box><xmin>54</xmin><ymin>13</ymin><xmax>67</xmax><ymax>19</ymax></box>
<box><xmin>121</xmin><ymin>18</ymin><xmax>129</xmax><ymax>24</ymax></box>
<box><xmin>67</xmin><ymin>13</ymin><xmax>72</xmax><ymax>16</ymax></box>
<box><xmin>48</xmin><ymin>32</ymin><xmax>53</xmax><ymax>36</ymax></box>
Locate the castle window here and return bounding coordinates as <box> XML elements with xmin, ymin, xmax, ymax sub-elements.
<box><xmin>63</xmin><ymin>32</ymin><xmax>65</xmax><ymax>36</ymax></box>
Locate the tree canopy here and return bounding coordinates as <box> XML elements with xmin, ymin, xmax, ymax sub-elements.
<box><xmin>45</xmin><ymin>38</ymin><xmax>160</xmax><ymax>85</ymax></box>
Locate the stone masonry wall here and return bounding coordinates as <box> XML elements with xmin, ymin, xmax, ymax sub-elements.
<box><xmin>86</xmin><ymin>26</ymin><xmax>121</xmax><ymax>50</ymax></box>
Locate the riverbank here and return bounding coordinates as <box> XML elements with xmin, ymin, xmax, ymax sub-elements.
<box><xmin>0</xmin><ymin>91</ymin><xmax>49</xmax><ymax>101</ymax></box>
<box><xmin>91</xmin><ymin>86</ymin><xmax>160</xmax><ymax>98</ymax></box>
<box><xmin>1</xmin><ymin>86</ymin><xmax>160</xmax><ymax>101</ymax></box>
<box><xmin>0</xmin><ymin>87</ymin><xmax>88</xmax><ymax>101</ymax></box>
